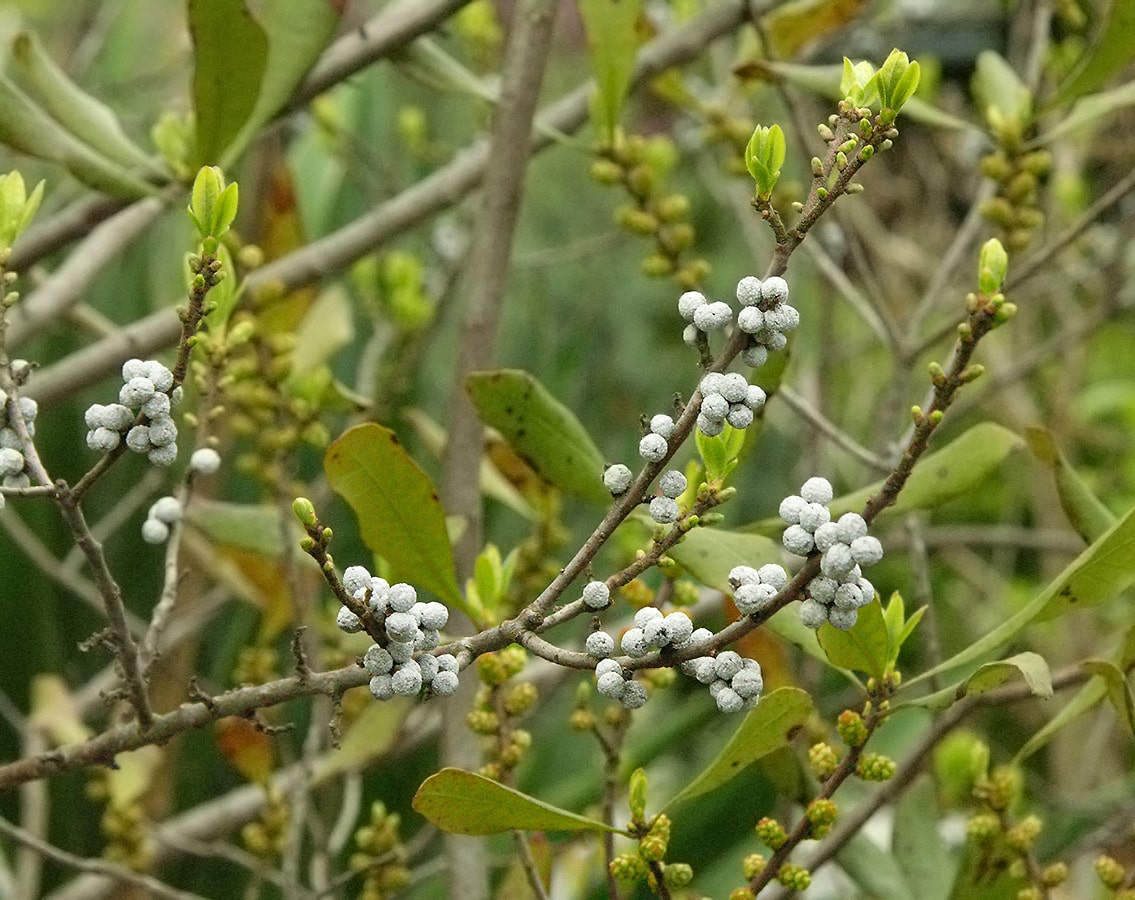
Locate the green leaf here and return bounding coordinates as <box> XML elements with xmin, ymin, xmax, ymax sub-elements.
<box><xmin>220</xmin><ymin>0</ymin><xmax>344</xmax><ymax>168</ymax></box>
<box><xmin>1051</xmin><ymin>1</ymin><xmax>1135</xmax><ymax>105</ymax></box>
<box><xmin>744</xmin><ymin>423</ymin><xmax>1025</xmax><ymax>535</ymax></box>
<box><xmin>912</xmin><ymin>652</ymin><xmax>1054</xmax><ymax>710</ymax></box>
<box><xmin>9</xmin><ymin>31</ymin><xmax>162</xmax><ymax>177</ymax></box>
<box><xmin>1082</xmin><ymin>659</ymin><xmax>1135</xmax><ymax>736</ymax></box>
<box><xmin>977</xmin><ymin>237</ymin><xmax>1008</xmax><ymax>295</ymax></box>
<box><xmin>0</xmin><ymin>72</ymin><xmax>156</xmax><ymax>197</ymax></box>
<box><xmin>324</xmin><ymin>424</ymin><xmax>463</xmax><ymax>609</ymax></box>
<box><xmin>184</xmin><ymin>499</ymin><xmax>287</xmax><ymax>557</ymax></box>
<box><xmin>391</xmin><ymin>37</ymin><xmax>498</xmax><ymax>104</ymax></box>
<box><xmin>695</xmin><ymin>421</ymin><xmax>745</xmax><ymax>482</ymax></box>
<box><xmin>189</xmin><ymin>0</ymin><xmax>268</xmax><ymax>166</ymax></box>
<box><xmin>744</xmin><ymin>124</ymin><xmax>786</xmax><ymax>198</ymax></box>
<box><xmin>413</xmin><ymin>768</ymin><xmax>622</xmax><ymax>835</ymax></box>
<box><xmin>816</xmin><ymin>597</ymin><xmax>890</xmax><ymax>681</ymax></box>
<box><xmin>1015</xmin><ymin>676</ymin><xmax>1106</xmax><ymax>762</ymax></box>
<box><xmin>666</xmin><ymin>688</ymin><xmax>812</xmax><ymax>807</ymax></box>
<box><xmin>972</xmin><ymin>50</ymin><xmax>1033</xmax><ymax>139</ymax></box>
<box><xmin>579</xmin><ymin>0</ymin><xmax>644</xmax><ymax>142</ymax></box>
<box><xmin>1040</xmin><ymin>78</ymin><xmax>1135</xmax><ymax>146</ymax></box>
<box><xmin>465</xmin><ymin>370</ymin><xmax>608</xmax><ymax>504</ymax></box>
<box><xmin>839</xmin><ymin>830</ymin><xmax>917</xmax><ymax>900</ymax></box>
<box><xmin>894</xmin><ymin>776</ymin><xmax>956</xmax><ymax>900</ymax></box>
<box><xmin>1025</xmin><ymin>426</ymin><xmax>1115</xmax><ymax>542</ymax></box>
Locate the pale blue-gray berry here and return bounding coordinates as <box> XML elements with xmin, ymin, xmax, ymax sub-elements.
<box><xmin>586</xmin><ymin>631</ymin><xmax>615</xmax><ymax>658</ymax></box>
<box><xmin>682</xmin><ymin>323</ymin><xmax>700</xmax><ymax>347</ymax></box>
<box><xmin>418</xmin><ymin>654</ymin><xmax>440</xmax><ymax>684</ymax></box>
<box><xmin>693</xmin><ymin>301</ymin><xmax>733</xmax><ymax>331</ymax></box>
<box><xmin>850</xmin><ymin>535</ymin><xmax>884</xmax><ymax>566</ymax></box>
<box><xmin>779</xmin><ymin>494</ymin><xmax>807</xmax><ymax>524</ymax></box>
<box><xmin>736</xmin><ymin>276</ymin><xmax>762</xmax><ymax>306</ymax></box>
<box><xmin>714</xmin><ymin>651</ymin><xmax>744</xmax><ymax>681</ymax></box>
<box><xmin>417</xmin><ymin>601</ymin><xmax>449</xmax><ymax>630</ymax></box>
<box><xmin>148</xmin><ymin>416</ymin><xmax>177</xmax><ymax>447</ymax></box>
<box><xmin>642</xmin><ymin>617</ymin><xmax>671</xmax><ymax>648</ymax></box>
<box><xmin>809</xmin><ymin>576</ymin><xmax>838</xmax><ymax>605</ymax></box>
<box><xmin>737</xmin><ymin>306</ymin><xmax>764</xmax><ymax>334</ymax></box>
<box><xmin>650</xmin><ymin>414</ymin><xmax>675</xmax><ymax>439</ymax></box>
<box><xmin>699</xmin><ymin>392</ymin><xmax>729</xmax><ymax>422</ymax></box>
<box><xmin>141</xmin><ymin>518</ymin><xmax>170</xmax><ymax>544</ymax></box>
<box><xmin>726</xmin><ymin>405</ymin><xmax>753</xmax><ymax>429</ymax></box>
<box><xmin>700</xmin><ymin>373</ymin><xmax>726</xmax><ymax>396</ymax></box>
<box><xmin>659</xmin><ymin>469</ymin><xmax>686</xmax><ymax>499</ymax></box>
<box><xmin>364</xmin><ymin>645</ymin><xmax>394</xmax><ymax>675</ymax></box>
<box><xmin>621</xmin><ymin>627</ymin><xmax>650</xmax><ymax>657</ymax></box>
<box><xmin>437</xmin><ymin>653</ymin><xmax>459</xmax><ymax>673</ymax></box>
<box><xmin>336</xmin><ymin>606</ymin><xmax>363</xmax><ymax>633</ymax></box>
<box><xmin>833</xmin><ymin>582</ymin><xmax>864</xmax><ymax>610</ymax></box>
<box><xmin>639</xmin><ymin>432</ymin><xmax>668</xmax><ymax>462</ymax></box>
<box><xmin>828</xmin><ymin>607</ymin><xmax>859</xmax><ymax>630</ymax></box>
<box><xmin>189</xmin><ymin>447</ymin><xmax>222</xmax><ymax>474</ymax></box>
<box><xmin>835</xmin><ymin>512</ymin><xmax>868</xmax><ymax>543</ymax></box>
<box><xmin>369</xmin><ymin>674</ymin><xmax>394</xmax><ymax>700</ymax></box>
<box><xmin>120</xmin><ymin>376</ymin><xmax>156</xmax><ymax>408</ymax></box>
<box><xmin>857</xmin><ymin>577</ymin><xmax>876</xmax><ymax>603</ymax></box>
<box><xmin>603</xmin><ymin>463</ymin><xmax>633</xmax><ymax>496</ymax></box>
<box><xmin>800</xmin><ymin>598</ymin><xmax>828</xmax><ymax>629</ymax></box>
<box><xmin>800</xmin><ymin>476</ymin><xmax>834</xmax><ymax>505</ymax></box>
<box><xmin>148</xmin><ymin>444</ymin><xmax>178</xmax><ymax>467</ymax></box>
<box><xmin>388</xmin><ymin>583</ymin><xmax>417</xmax><ymax>612</ymax></box>
<box><xmin>664</xmin><ymin>611</ymin><xmax>693</xmax><ymax>645</ymax></box>
<box><xmin>741</xmin><ymin>344</ymin><xmax>769</xmax><ymax>368</ymax></box>
<box><xmin>597</xmin><ymin>671</ymin><xmax>626</xmax><ymax>698</ymax></box>
<box><xmin>391</xmin><ymin>664</ymin><xmax>423</xmax><ymax>696</ymax></box>
<box><xmin>595</xmin><ymin>658</ymin><xmax>622</xmax><ymax>678</ymax></box>
<box><xmin>621</xmin><ymin>680</ymin><xmax>648</xmax><ymax>709</ymax></box>
<box><xmin>764</xmin><ymin>305</ymin><xmax>800</xmax><ymax>333</ymax></box>
<box><xmin>677</xmin><ymin>290</ymin><xmax>707</xmax><ymax>321</ymax></box>
<box><xmin>734</xmin><ymin>582</ymin><xmax>776</xmax><ymax>615</ymax></box>
<box><xmin>757</xmin><ymin>564</ymin><xmax>788</xmax><ymax>589</ymax></box>
<box><xmin>729</xmin><ymin>565</ymin><xmax>760</xmax><ymax>587</ymax></box>
<box><xmin>149</xmin><ymin>496</ymin><xmax>182</xmax><ymax>524</ymax></box>
<box><xmin>744</xmin><ymin>384</ymin><xmax>767</xmax><ymax>410</ymax></box>
<box><xmin>388</xmin><ymin>640</ymin><xmax>414</xmax><ymax>663</ymax></box>
<box><xmin>782</xmin><ymin>524</ymin><xmax>815</xmax><ymax>556</ymax></box>
<box><xmin>142</xmin><ymin>392</ymin><xmax>171</xmax><ymax>420</ymax></box>
<box><xmin>385</xmin><ymin>611</ymin><xmax>419</xmax><ymax>643</ymax></box>
<box><xmin>732</xmin><ymin>666</ymin><xmax>764</xmax><ymax>699</ymax></box>
<box><xmin>431</xmin><ymin>670</ymin><xmax>459</xmax><ymax>696</ymax></box>
<box><xmin>820</xmin><ymin>543</ymin><xmax>856</xmax><ymax>579</ymax></box>
<box><xmin>813</xmin><ymin>521</ymin><xmax>842</xmax><ymax>553</ymax></box>
<box><xmin>798</xmin><ymin>502</ymin><xmax>832</xmax><ymax>533</ymax></box>
<box><xmin>582</xmin><ymin>580</ymin><xmax>611</xmax><ymax>609</ymax></box>
<box><xmin>343</xmin><ymin>566</ymin><xmax>372</xmax><ymax>596</ymax></box>
<box><xmin>415</xmin><ymin>629</ymin><xmax>440</xmax><ymax>651</ymax></box>
<box><xmin>696</xmin><ymin>413</ymin><xmax>724</xmax><ymax>437</ymax></box>
<box><xmin>634</xmin><ymin>606</ymin><xmax>663</xmax><ymax>628</ymax></box>
<box><xmin>649</xmin><ymin>496</ymin><xmax>679</xmax><ymax>524</ymax></box>
<box><xmin>765</xmin><ymin>332</ymin><xmax>788</xmax><ymax>352</ymax></box>
<box><xmin>715</xmin><ymin>686</ymin><xmax>744</xmax><ymax>713</ymax></box>
<box><xmin>691</xmin><ymin>657</ymin><xmax>718</xmax><ymax>684</ymax></box>
<box><xmin>719</xmin><ymin>373</ymin><xmax>749</xmax><ymax>404</ymax></box>
<box><xmin>761</xmin><ymin>276</ymin><xmax>789</xmax><ymax>304</ymax></box>
<box><xmin>0</xmin><ymin>448</ymin><xmax>24</xmax><ymax>476</ymax></box>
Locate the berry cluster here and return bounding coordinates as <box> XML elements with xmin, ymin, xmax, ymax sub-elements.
<box><xmin>727</xmin><ymin>563</ymin><xmax>789</xmax><ymax>615</ymax></box>
<box><xmin>142</xmin><ymin>495</ymin><xmax>182</xmax><ymax>545</ymax></box>
<box><xmin>695</xmin><ymin>371</ymin><xmax>766</xmax><ymax>437</ymax></box>
<box><xmin>85</xmin><ymin>359</ymin><xmax>181</xmax><ymax>466</ymax></box>
<box><xmin>779</xmin><ymin>477</ymin><xmax>882</xmax><ymax>630</ymax></box>
<box><xmin>735</xmin><ymin>275</ymin><xmax>800</xmax><ymax>369</ymax></box>
<box><xmin>0</xmin><ymin>387</ymin><xmax>37</xmax><ymax>502</ymax></box>
<box><xmin>620</xmin><ymin>607</ymin><xmax>695</xmax><ymax>657</ymax></box>
<box><xmin>337</xmin><ymin>565</ymin><xmax>457</xmax><ymax>699</ymax></box>
<box><xmin>680</xmin><ymin>649</ymin><xmax>764</xmax><ymax>713</ymax></box>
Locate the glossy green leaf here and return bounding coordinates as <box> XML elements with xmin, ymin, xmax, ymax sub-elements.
<box><xmin>413</xmin><ymin>768</ymin><xmax>621</xmax><ymax>835</ymax></box>
<box><xmin>914</xmin><ymin>500</ymin><xmax>1135</xmax><ymax>688</ymax></box>
<box><xmin>744</xmin><ymin>423</ymin><xmax>1025</xmax><ymax>535</ymax></box>
<box><xmin>666</xmin><ymin>688</ymin><xmax>812</xmax><ymax>807</ymax></box>
<box><xmin>696</xmin><ymin>421</ymin><xmax>745</xmax><ymax>482</ymax></box>
<box><xmin>817</xmin><ymin>597</ymin><xmax>890</xmax><ymax>681</ymax></box>
<box><xmin>391</xmin><ymin>37</ymin><xmax>498</xmax><ymax>103</ymax></box>
<box><xmin>0</xmin><ymin>72</ymin><xmax>155</xmax><ymax>197</ymax></box>
<box><xmin>894</xmin><ymin>776</ymin><xmax>956</xmax><ymax>900</ymax></box>
<box><xmin>10</xmin><ymin>31</ymin><xmax>162</xmax><ymax>177</ymax></box>
<box><xmin>1025</xmin><ymin>426</ymin><xmax>1114</xmax><ymax>542</ymax></box>
<box><xmin>1052</xmin><ymin>1</ymin><xmax>1135</xmax><ymax>105</ymax></box>
<box><xmin>1082</xmin><ymin>659</ymin><xmax>1135</xmax><ymax>737</ymax></box>
<box><xmin>220</xmin><ymin>0</ymin><xmax>344</xmax><ymax>168</ymax></box>
<box><xmin>972</xmin><ymin>50</ymin><xmax>1032</xmax><ymax>139</ymax></box>
<box><xmin>324</xmin><ymin>424</ymin><xmax>462</xmax><ymax>608</ymax></box>
<box><xmin>912</xmin><ymin>652</ymin><xmax>1052</xmax><ymax>711</ymax></box>
<box><xmin>579</xmin><ymin>0</ymin><xmax>644</xmax><ymax>142</ymax></box>
<box><xmin>744</xmin><ymin>124</ymin><xmax>785</xmax><ymax>198</ymax></box>
<box><xmin>189</xmin><ymin>0</ymin><xmax>268</xmax><ymax>165</ymax></box>
<box><xmin>465</xmin><ymin>370</ymin><xmax>608</xmax><ymax>504</ymax></box>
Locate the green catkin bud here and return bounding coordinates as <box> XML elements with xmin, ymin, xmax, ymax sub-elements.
<box><xmin>1016</xmin><ymin>888</ymin><xmax>1042</xmax><ymax>900</ymax></box>
<box><xmin>777</xmin><ymin>863</ymin><xmax>811</xmax><ymax>891</ymax></box>
<box><xmin>589</xmin><ymin>159</ymin><xmax>623</xmax><ymax>184</ymax></box>
<box><xmin>610</xmin><ymin>853</ymin><xmax>647</xmax><ymax>882</ymax></box>
<box><xmin>655</xmin><ymin>194</ymin><xmax>689</xmax><ymax>222</ymax></box>
<box><xmin>742</xmin><ymin>853</ymin><xmax>767</xmax><ymax>879</ymax></box>
<box><xmin>855</xmin><ymin>752</ymin><xmax>896</xmax><ymax>781</ymax></box>
<box><xmin>640</xmin><ymin>834</ymin><xmax>667</xmax><ymax>862</ymax></box>
<box><xmin>966</xmin><ymin>812</ymin><xmax>1001</xmax><ymax>845</ymax></box>
<box><xmin>755</xmin><ymin>817</ymin><xmax>788</xmax><ymax>850</ymax></box>
<box><xmin>503</xmin><ymin>682</ymin><xmax>538</xmax><ymax>716</ymax></box>
<box><xmin>837</xmin><ymin>710</ymin><xmax>869</xmax><ymax>747</ymax></box>
<box><xmin>1005</xmin><ymin>815</ymin><xmax>1042</xmax><ymax>852</ymax></box>
<box><xmin>465</xmin><ymin>709</ymin><xmax>499</xmax><ymax>735</ymax></box>
<box><xmin>806</xmin><ymin>798</ymin><xmax>839</xmax><ymax>838</ymax></box>
<box><xmin>629</xmin><ymin>768</ymin><xmax>648</xmax><ymax>822</ymax></box>
<box><xmin>476</xmin><ymin>653</ymin><xmax>508</xmax><ymax>687</ymax></box>
<box><xmin>1094</xmin><ymin>855</ymin><xmax>1125</xmax><ymax>889</ymax></box>
<box><xmin>730</xmin><ymin>889</ymin><xmax>756</xmax><ymax>900</ymax></box>
<box><xmin>979</xmin><ymin>766</ymin><xmax>1021</xmax><ymax>811</ymax></box>
<box><xmin>808</xmin><ymin>742</ymin><xmax>840</xmax><ymax>779</ymax></box>
<box><xmin>499</xmin><ymin>645</ymin><xmax>527</xmax><ymax>677</ymax></box>
<box><xmin>569</xmin><ymin>708</ymin><xmax>595</xmax><ymax>731</ymax></box>
<box><xmin>662</xmin><ymin>862</ymin><xmax>693</xmax><ymax>887</ymax></box>
<box><xmin>1041</xmin><ymin>862</ymin><xmax>1067</xmax><ymax>886</ymax></box>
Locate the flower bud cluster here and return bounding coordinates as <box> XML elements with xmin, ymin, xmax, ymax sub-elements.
<box><xmin>779</xmin><ymin>477</ymin><xmax>882</xmax><ymax>631</ymax></box>
<box><xmin>141</xmin><ymin>495</ymin><xmax>182</xmax><ymax>545</ymax></box>
<box><xmin>728</xmin><ymin>563</ymin><xmax>788</xmax><ymax>616</ymax></box>
<box><xmin>337</xmin><ymin>565</ymin><xmax>457</xmax><ymax>700</ymax></box>
<box><xmin>0</xmin><ymin>387</ymin><xmax>37</xmax><ymax>499</ymax></box>
<box><xmin>735</xmin><ymin>275</ymin><xmax>800</xmax><ymax>369</ymax></box>
<box><xmin>696</xmin><ymin>371</ymin><xmax>766</xmax><ymax>437</ymax></box>
<box><xmin>680</xmin><ymin>648</ymin><xmax>764</xmax><ymax>713</ymax></box>
<box><xmin>85</xmin><ymin>359</ymin><xmax>181</xmax><ymax>466</ymax></box>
